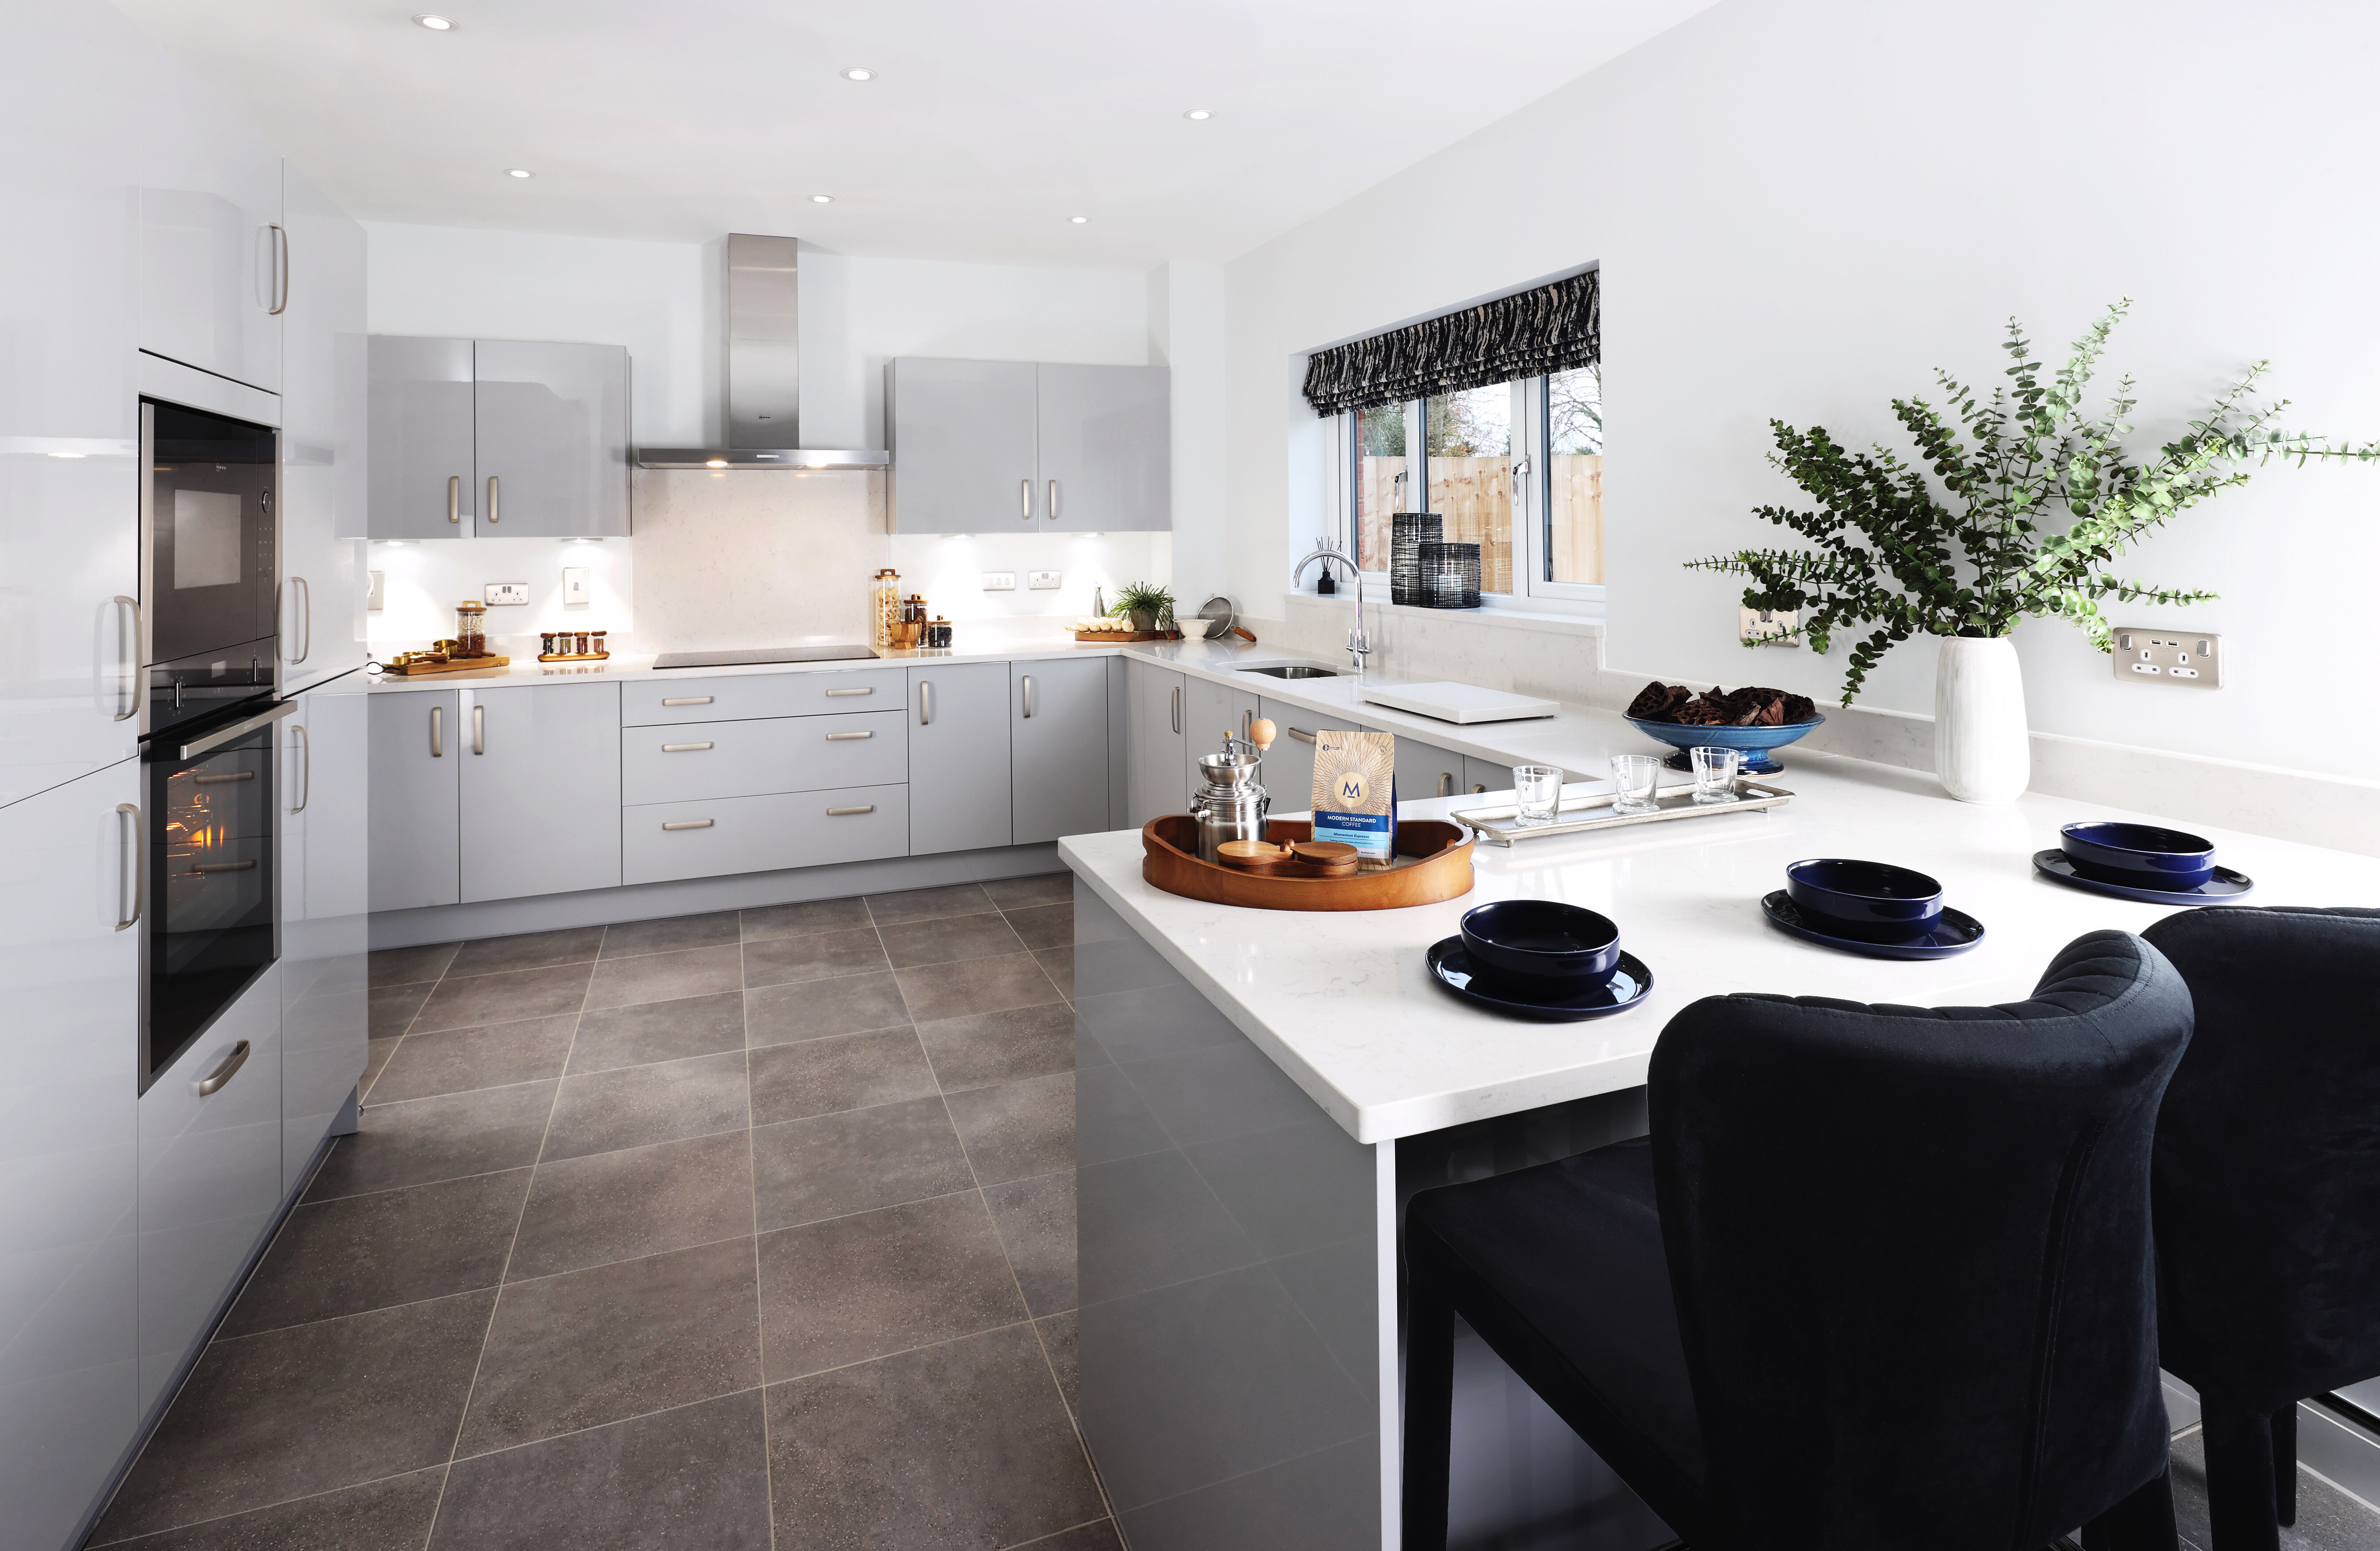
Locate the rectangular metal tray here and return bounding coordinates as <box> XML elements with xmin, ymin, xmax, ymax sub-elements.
<box><xmin>1449</xmin><ymin>780</ymin><xmax>1793</xmax><ymax>846</ymax></box>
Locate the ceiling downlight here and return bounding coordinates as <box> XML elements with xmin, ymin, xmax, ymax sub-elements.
<box><xmin>1183</xmin><ymin>108</ymin><xmax>1212</xmax><ymax>120</ymax></box>
<box><xmin>412</xmin><ymin>13</ymin><xmax>455</xmax><ymax>29</ymax></box>
<box><xmin>840</xmin><ymin>66</ymin><xmax>874</xmax><ymax>81</ymax></box>
<box><xmin>504</xmin><ymin>168</ymin><xmax>534</xmax><ymax>178</ymax></box>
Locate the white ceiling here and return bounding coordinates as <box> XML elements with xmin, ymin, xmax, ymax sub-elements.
<box><xmin>114</xmin><ymin>0</ymin><xmax>1719</xmax><ymax>269</ymax></box>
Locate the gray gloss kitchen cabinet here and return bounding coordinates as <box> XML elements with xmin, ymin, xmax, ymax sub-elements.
<box><xmin>279</xmin><ymin>163</ymin><xmax>370</xmax><ymax>692</ymax></box>
<box><xmin>460</xmin><ymin>682</ymin><xmax>622</xmax><ymax>902</ymax></box>
<box><xmin>1012</xmin><ymin>658</ymin><xmax>1110</xmax><ymax>845</ymax></box>
<box><xmin>885</xmin><ymin>359</ymin><xmax>1039</xmax><ymax>533</ymax></box>
<box><xmin>1125</xmin><ymin>659</ymin><xmax>1187</xmax><ymax>826</ymax></box>
<box><xmin>886</xmin><ymin>357</ymin><xmax>1170</xmax><ymax>534</ymax></box>
<box><xmin>0</xmin><ymin>761</ymin><xmax>139</xmax><ymax>1550</ymax></box>
<box><xmin>1464</xmin><ymin>755</ymin><xmax>1517</xmax><ymax>796</ymax></box>
<box><xmin>1036</xmin><ymin>363</ymin><xmax>1171</xmax><ymax>533</ymax></box>
<box><xmin>137</xmin><ymin>966</ymin><xmax>284</xmax><ymax>1417</ymax></box>
<box><xmin>909</xmin><ymin>663</ymin><xmax>1010</xmax><ymax>854</ymax></box>
<box><xmin>367</xmin><ymin>336</ymin><xmax>631</xmax><ymax>538</ymax></box>
<box><xmin>1182</xmin><ymin>676</ymin><xmax>1259</xmax><ymax>791</ymax></box>
<box><xmin>280</xmin><ymin>674</ymin><xmax>368</xmax><ymax>1192</ymax></box>
<box><xmin>475</xmin><ymin>340</ymin><xmax>632</xmax><ymax>538</ymax></box>
<box><xmin>1393</xmin><ymin>735</ymin><xmax>1469</xmax><ymax>802</ymax></box>
<box><xmin>368</xmin><ymin>689</ymin><xmax>459</xmax><ymax>911</ymax></box>
<box><xmin>1259</xmin><ymin>696</ymin><xmax>1326</xmax><ymax>815</ymax></box>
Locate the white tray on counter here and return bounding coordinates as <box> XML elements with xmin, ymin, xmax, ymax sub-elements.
<box><xmin>1449</xmin><ymin>780</ymin><xmax>1794</xmax><ymax>846</ymax></box>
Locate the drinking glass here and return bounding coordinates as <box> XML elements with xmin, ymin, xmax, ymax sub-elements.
<box><xmin>1690</xmin><ymin>745</ymin><xmax>1741</xmax><ymax>804</ymax></box>
<box><xmin>1608</xmin><ymin>754</ymin><xmax>1663</xmax><ymax>815</ymax></box>
<box><xmin>1513</xmin><ymin>764</ymin><xmax>1563</xmax><ymax>825</ymax></box>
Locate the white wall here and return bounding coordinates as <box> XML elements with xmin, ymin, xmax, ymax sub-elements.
<box><xmin>1221</xmin><ymin>0</ymin><xmax>2380</xmax><ymax>782</ymax></box>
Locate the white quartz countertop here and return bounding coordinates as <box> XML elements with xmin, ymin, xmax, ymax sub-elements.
<box><xmin>361</xmin><ymin>635</ymin><xmax>1121</xmax><ymax>692</ymax></box>
<box><xmin>1059</xmin><ymin>743</ymin><xmax>2380</xmax><ymax>1146</ymax></box>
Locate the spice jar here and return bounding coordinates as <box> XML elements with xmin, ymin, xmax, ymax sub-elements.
<box><xmin>592</xmin><ymin>631</ymin><xmax>608</xmax><ymax>657</ymax></box>
<box><xmin>455</xmin><ymin>600</ymin><xmax>488</xmax><ymax>657</ymax></box>
<box><xmin>574</xmin><ymin>631</ymin><xmax>591</xmax><ymax>655</ymax></box>
<box><xmin>539</xmin><ymin>632</ymin><xmax>557</xmax><ymax>656</ymax></box>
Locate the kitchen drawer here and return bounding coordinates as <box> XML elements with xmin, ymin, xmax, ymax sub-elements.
<box><xmin>621</xmin><ymin>710</ymin><xmax>907</xmax><ymax>804</ymax></box>
<box><xmin>621</xmin><ymin>669</ymin><xmax>906</xmax><ymax>726</ymax></box>
<box><xmin>622</xmin><ymin>784</ymin><xmax>911</xmax><ymax>885</ymax></box>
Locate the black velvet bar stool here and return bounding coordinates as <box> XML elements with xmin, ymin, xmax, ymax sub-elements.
<box><xmin>2141</xmin><ymin>906</ymin><xmax>2380</xmax><ymax>1551</ymax></box>
<box><xmin>1402</xmin><ymin>930</ymin><xmax>2194</xmax><ymax>1551</ymax></box>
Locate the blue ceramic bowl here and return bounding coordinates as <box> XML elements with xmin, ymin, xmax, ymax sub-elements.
<box><xmin>2059</xmin><ymin>822</ymin><xmax>2217</xmax><ymax>890</ymax></box>
<box><xmin>1459</xmin><ymin>900</ymin><xmax>1623</xmax><ymax>987</ymax></box>
<box><xmin>1626</xmin><ymin>716</ymin><xmax>1824</xmax><ymax>776</ymax></box>
<box><xmin>1784</xmin><ymin>858</ymin><xmax>1945</xmax><ymax>938</ymax></box>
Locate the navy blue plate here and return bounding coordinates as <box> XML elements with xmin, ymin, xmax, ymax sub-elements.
<box><xmin>1427</xmin><ymin>938</ymin><xmax>1653</xmax><ymax>1021</ymax></box>
<box><xmin>1761</xmin><ymin>891</ymin><xmax>1986</xmax><ymax>959</ymax></box>
<box><xmin>2032</xmin><ymin>849</ymin><xmax>2255</xmax><ymax>905</ymax></box>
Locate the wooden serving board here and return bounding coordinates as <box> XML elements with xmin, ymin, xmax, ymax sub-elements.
<box><xmin>378</xmin><ymin>654</ymin><xmax>512</xmax><ymax>677</ymax></box>
<box><xmin>1073</xmin><ymin>630</ymin><xmax>1183</xmax><ymax>642</ymax></box>
<box><xmin>536</xmin><ymin>652</ymin><xmax>612</xmax><ymax>663</ymax></box>
<box><xmin>1141</xmin><ymin>815</ymin><xmax>1474</xmax><ymax>911</ymax></box>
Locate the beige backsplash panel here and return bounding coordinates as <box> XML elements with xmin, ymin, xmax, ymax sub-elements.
<box><xmin>631</xmin><ymin>468</ymin><xmax>880</xmax><ymax>650</ymax></box>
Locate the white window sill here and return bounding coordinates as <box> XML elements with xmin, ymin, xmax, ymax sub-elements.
<box><xmin>1281</xmin><ymin>590</ymin><xmax>1605</xmax><ymax>637</ymax></box>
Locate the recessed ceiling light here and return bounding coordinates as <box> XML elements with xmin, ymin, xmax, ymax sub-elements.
<box><xmin>810</xmin><ymin>194</ymin><xmax>834</xmax><ymax>204</ymax></box>
<box><xmin>1069</xmin><ymin>215</ymin><xmax>1089</xmax><ymax>224</ymax></box>
<box><xmin>505</xmin><ymin>168</ymin><xmax>533</xmax><ymax>178</ymax></box>
<box><xmin>840</xmin><ymin>66</ymin><xmax>874</xmax><ymax>81</ymax></box>
<box><xmin>413</xmin><ymin>13</ymin><xmax>455</xmax><ymax>29</ymax></box>
<box><xmin>1183</xmin><ymin>108</ymin><xmax>1212</xmax><ymax>121</ymax></box>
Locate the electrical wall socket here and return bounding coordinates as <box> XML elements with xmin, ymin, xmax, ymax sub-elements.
<box><xmin>1027</xmin><ymin>570</ymin><xmax>1062</xmax><ymax>590</ymax></box>
<box><xmin>366</xmin><ymin>570</ymin><xmax>384</xmax><ymax>611</ymax></box>
<box><xmin>1739</xmin><ymin>605</ymin><xmax>1801</xmax><ymax>646</ymax></box>
<box><xmin>2114</xmin><ymin>628</ymin><xmax>2222</xmax><ymax>688</ymax></box>
<box><xmin>484</xmin><ymin>582</ymin><xmax>530</xmax><ymax>606</ymax></box>
<box><xmin>563</xmin><ymin>567</ymin><xmax>589</xmax><ymax>606</ymax></box>
<box><xmin>982</xmin><ymin>571</ymin><xmax>1017</xmax><ymax>590</ymax></box>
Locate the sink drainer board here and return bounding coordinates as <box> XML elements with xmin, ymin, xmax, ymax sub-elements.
<box><xmin>1140</xmin><ymin>815</ymin><xmax>1474</xmax><ymax>911</ymax></box>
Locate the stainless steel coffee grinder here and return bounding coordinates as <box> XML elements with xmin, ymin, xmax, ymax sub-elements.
<box><xmin>1189</xmin><ymin>719</ymin><xmax>1277</xmax><ymax>863</ymax></box>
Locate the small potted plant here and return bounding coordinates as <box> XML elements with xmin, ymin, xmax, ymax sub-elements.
<box><xmin>1113</xmin><ymin>581</ymin><xmax>1175</xmax><ymax>634</ymax></box>
<box><xmin>1688</xmin><ymin>302</ymin><xmax>2379</xmax><ymax>803</ymax></box>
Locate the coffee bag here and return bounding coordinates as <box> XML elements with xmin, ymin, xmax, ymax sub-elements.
<box><xmin>1311</xmin><ymin>729</ymin><xmax>1397</xmax><ymax>869</ymax></box>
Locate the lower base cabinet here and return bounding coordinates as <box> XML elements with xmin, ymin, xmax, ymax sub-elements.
<box><xmin>1013</xmin><ymin>658</ymin><xmax>1110</xmax><ymax>844</ymax></box>
<box><xmin>1124</xmin><ymin>659</ymin><xmax>1186</xmax><ymax>826</ymax></box>
<box><xmin>624</xmin><ymin>785</ymin><xmax>911</xmax><ymax>885</ymax></box>
<box><xmin>460</xmin><ymin>683</ymin><xmax>622</xmax><ymax>903</ymax></box>
<box><xmin>281</xmin><ymin>677</ymin><xmax>369</xmax><ymax>1193</ymax></box>
<box><xmin>136</xmin><ymin>965</ymin><xmax>285</xmax><ymax>1417</ymax></box>
<box><xmin>910</xmin><ymin>663</ymin><xmax>1011</xmax><ymax>855</ymax></box>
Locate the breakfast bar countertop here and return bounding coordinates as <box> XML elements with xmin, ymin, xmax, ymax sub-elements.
<box><xmin>1059</xmin><ymin>743</ymin><xmax>2380</xmax><ymax>1145</ymax></box>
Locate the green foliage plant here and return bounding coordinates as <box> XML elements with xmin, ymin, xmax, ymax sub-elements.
<box><xmin>1687</xmin><ymin>301</ymin><xmax>2380</xmax><ymax>700</ymax></box>
<box><xmin>1111</xmin><ymin>581</ymin><xmax>1175</xmax><ymax>624</ymax></box>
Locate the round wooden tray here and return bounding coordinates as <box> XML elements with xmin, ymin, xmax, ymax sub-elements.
<box><xmin>1141</xmin><ymin>815</ymin><xmax>1474</xmax><ymax>911</ymax></box>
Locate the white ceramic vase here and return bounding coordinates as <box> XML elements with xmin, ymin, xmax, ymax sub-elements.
<box><xmin>1933</xmin><ymin>635</ymin><xmax>2030</xmax><ymax>803</ymax></box>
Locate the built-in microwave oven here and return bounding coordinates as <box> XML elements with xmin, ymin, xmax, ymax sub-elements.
<box><xmin>139</xmin><ymin>398</ymin><xmax>279</xmax><ymax>741</ymax></box>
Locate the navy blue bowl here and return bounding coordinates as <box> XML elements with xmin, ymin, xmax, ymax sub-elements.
<box><xmin>2059</xmin><ymin>822</ymin><xmax>2217</xmax><ymax>890</ymax></box>
<box><xmin>1627</xmin><ymin>715</ymin><xmax>1824</xmax><ymax>776</ymax></box>
<box><xmin>1459</xmin><ymin>900</ymin><xmax>1622</xmax><ymax>987</ymax></box>
<box><xmin>1784</xmin><ymin>859</ymin><xmax>1945</xmax><ymax>938</ymax></box>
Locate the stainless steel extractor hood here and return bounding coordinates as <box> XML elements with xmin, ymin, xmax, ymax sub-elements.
<box><xmin>635</xmin><ymin>233</ymin><xmax>890</xmax><ymax>471</ymax></box>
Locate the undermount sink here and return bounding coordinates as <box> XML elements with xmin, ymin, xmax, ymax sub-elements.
<box><xmin>1239</xmin><ymin>664</ymin><xmax>1342</xmax><ymax>679</ymax></box>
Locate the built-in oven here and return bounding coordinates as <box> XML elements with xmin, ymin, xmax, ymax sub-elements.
<box><xmin>136</xmin><ymin>697</ymin><xmax>297</xmax><ymax>1094</ymax></box>
<box><xmin>139</xmin><ymin>398</ymin><xmax>279</xmax><ymax>742</ymax></box>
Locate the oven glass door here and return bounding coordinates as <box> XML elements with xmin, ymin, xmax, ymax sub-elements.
<box><xmin>143</xmin><ymin>722</ymin><xmax>276</xmax><ymax>1090</ymax></box>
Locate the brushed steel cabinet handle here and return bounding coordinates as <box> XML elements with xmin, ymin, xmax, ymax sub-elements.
<box><xmin>284</xmin><ymin>575</ymin><xmax>311</xmax><ymax>664</ymax></box>
<box><xmin>1438</xmin><ymin>772</ymin><xmax>1456</xmax><ymax>798</ymax></box>
<box><xmin>112</xmin><ymin>597</ymin><xmax>141</xmax><ymax>721</ymax></box>
<box><xmin>197</xmin><ymin>1039</ymin><xmax>250</xmax><ymax>1096</ymax></box>
<box><xmin>826</xmin><ymin>805</ymin><xmax>875</xmax><ymax>816</ymax></box>
<box><xmin>267</xmin><ymin>224</ymin><xmax>289</xmax><ymax>315</ymax></box>
<box><xmin>291</xmin><ymin>723</ymin><xmax>311</xmax><ymax>813</ymax></box>
<box><xmin>430</xmin><ymin>704</ymin><xmax>443</xmax><ymax>757</ymax></box>
<box><xmin>114</xmin><ymin>803</ymin><xmax>141</xmax><ymax>930</ymax></box>
<box><xmin>660</xmin><ymin>695</ymin><xmax>713</xmax><ymax>706</ymax></box>
<box><xmin>448</xmin><ymin>474</ymin><xmax>462</xmax><ymax>524</ymax></box>
<box><xmin>662</xmin><ymin>818</ymin><xmax>713</xmax><ymax>831</ymax></box>
<box><xmin>1170</xmin><ymin>685</ymin><xmax>1181</xmax><ymax>735</ymax></box>
<box><xmin>1020</xmin><ymin>478</ymin><xmax>1032</xmax><ymax>521</ymax></box>
<box><xmin>661</xmin><ymin>741</ymin><xmax>712</xmax><ymax>753</ymax></box>
<box><xmin>1471</xmin><ymin>782</ymin><xmax>1487</xmax><ymax>794</ymax></box>
<box><xmin>1047</xmin><ymin>479</ymin><xmax>1059</xmax><ymax>521</ymax></box>
<box><xmin>1288</xmin><ymin>726</ymin><xmax>1317</xmax><ymax>745</ymax></box>
<box><xmin>472</xmin><ymin>702</ymin><xmax>485</xmax><ymax>755</ymax></box>
<box><xmin>486</xmin><ymin>475</ymin><xmax>500</xmax><ymax>524</ymax></box>
<box><xmin>193</xmin><ymin>859</ymin><xmax>258</xmax><ymax>875</ymax></box>
<box><xmin>919</xmin><ymin>682</ymin><xmax>932</xmax><ymax>725</ymax></box>
<box><xmin>824</xmin><ymin>687</ymin><xmax>872</xmax><ymax>697</ymax></box>
<box><xmin>824</xmin><ymin>730</ymin><xmax>872</xmax><ymax>741</ymax></box>
<box><xmin>1021</xmin><ymin>675</ymin><xmax>1035</xmax><ymax>719</ymax></box>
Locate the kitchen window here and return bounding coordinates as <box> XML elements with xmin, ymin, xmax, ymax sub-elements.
<box><xmin>1309</xmin><ymin>267</ymin><xmax>1601</xmax><ymax>610</ymax></box>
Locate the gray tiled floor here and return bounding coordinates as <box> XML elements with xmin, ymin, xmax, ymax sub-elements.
<box><xmin>90</xmin><ymin>876</ymin><xmax>1106</xmax><ymax>1551</ymax></box>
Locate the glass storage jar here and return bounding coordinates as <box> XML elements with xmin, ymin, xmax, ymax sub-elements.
<box><xmin>455</xmin><ymin>600</ymin><xmax>488</xmax><ymax>657</ymax></box>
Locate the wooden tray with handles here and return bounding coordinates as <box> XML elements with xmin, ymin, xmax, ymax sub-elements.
<box><xmin>377</xmin><ymin>653</ymin><xmax>512</xmax><ymax>677</ymax></box>
<box><xmin>1140</xmin><ymin>815</ymin><xmax>1474</xmax><ymax>911</ymax></box>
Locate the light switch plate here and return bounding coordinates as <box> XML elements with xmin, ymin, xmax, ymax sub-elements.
<box><xmin>2114</xmin><ymin>627</ymin><xmax>2222</xmax><ymax>687</ymax></box>
<box><xmin>1028</xmin><ymin>570</ymin><xmax>1062</xmax><ymax>590</ymax></box>
<box><xmin>485</xmin><ymin>582</ymin><xmax>530</xmax><ymax>606</ymax></box>
<box><xmin>563</xmin><ymin>568</ymin><xmax>589</xmax><ymax>606</ymax></box>
<box><xmin>982</xmin><ymin>571</ymin><xmax>1017</xmax><ymax>591</ymax></box>
<box><xmin>366</xmin><ymin>570</ymin><xmax>385</xmax><ymax>611</ymax></box>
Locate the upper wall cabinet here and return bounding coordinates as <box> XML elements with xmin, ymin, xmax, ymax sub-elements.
<box><xmin>139</xmin><ymin>109</ymin><xmax>283</xmax><ymax>393</ymax></box>
<box><xmin>886</xmin><ymin>358</ymin><xmax>1168</xmax><ymax>533</ymax></box>
<box><xmin>367</xmin><ymin>336</ymin><xmax>632</xmax><ymax>539</ymax></box>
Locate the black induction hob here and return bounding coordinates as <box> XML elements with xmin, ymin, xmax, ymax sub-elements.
<box><xmin>651</xmin><ymin>644</ymin><xmax>880</xmax><ymax>669</ymax></box>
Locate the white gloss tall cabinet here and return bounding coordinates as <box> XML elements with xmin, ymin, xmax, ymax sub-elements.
<box><xmin>0</xmin><ymin>4</ymin><xmax>371</xmax><ymax>1548</ymax></box>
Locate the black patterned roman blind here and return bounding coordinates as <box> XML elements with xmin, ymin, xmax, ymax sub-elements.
<box><xmin>1301</xmin><ymin>267</ymin><xmax>1600</xmax><ymax>417</ymax></box>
